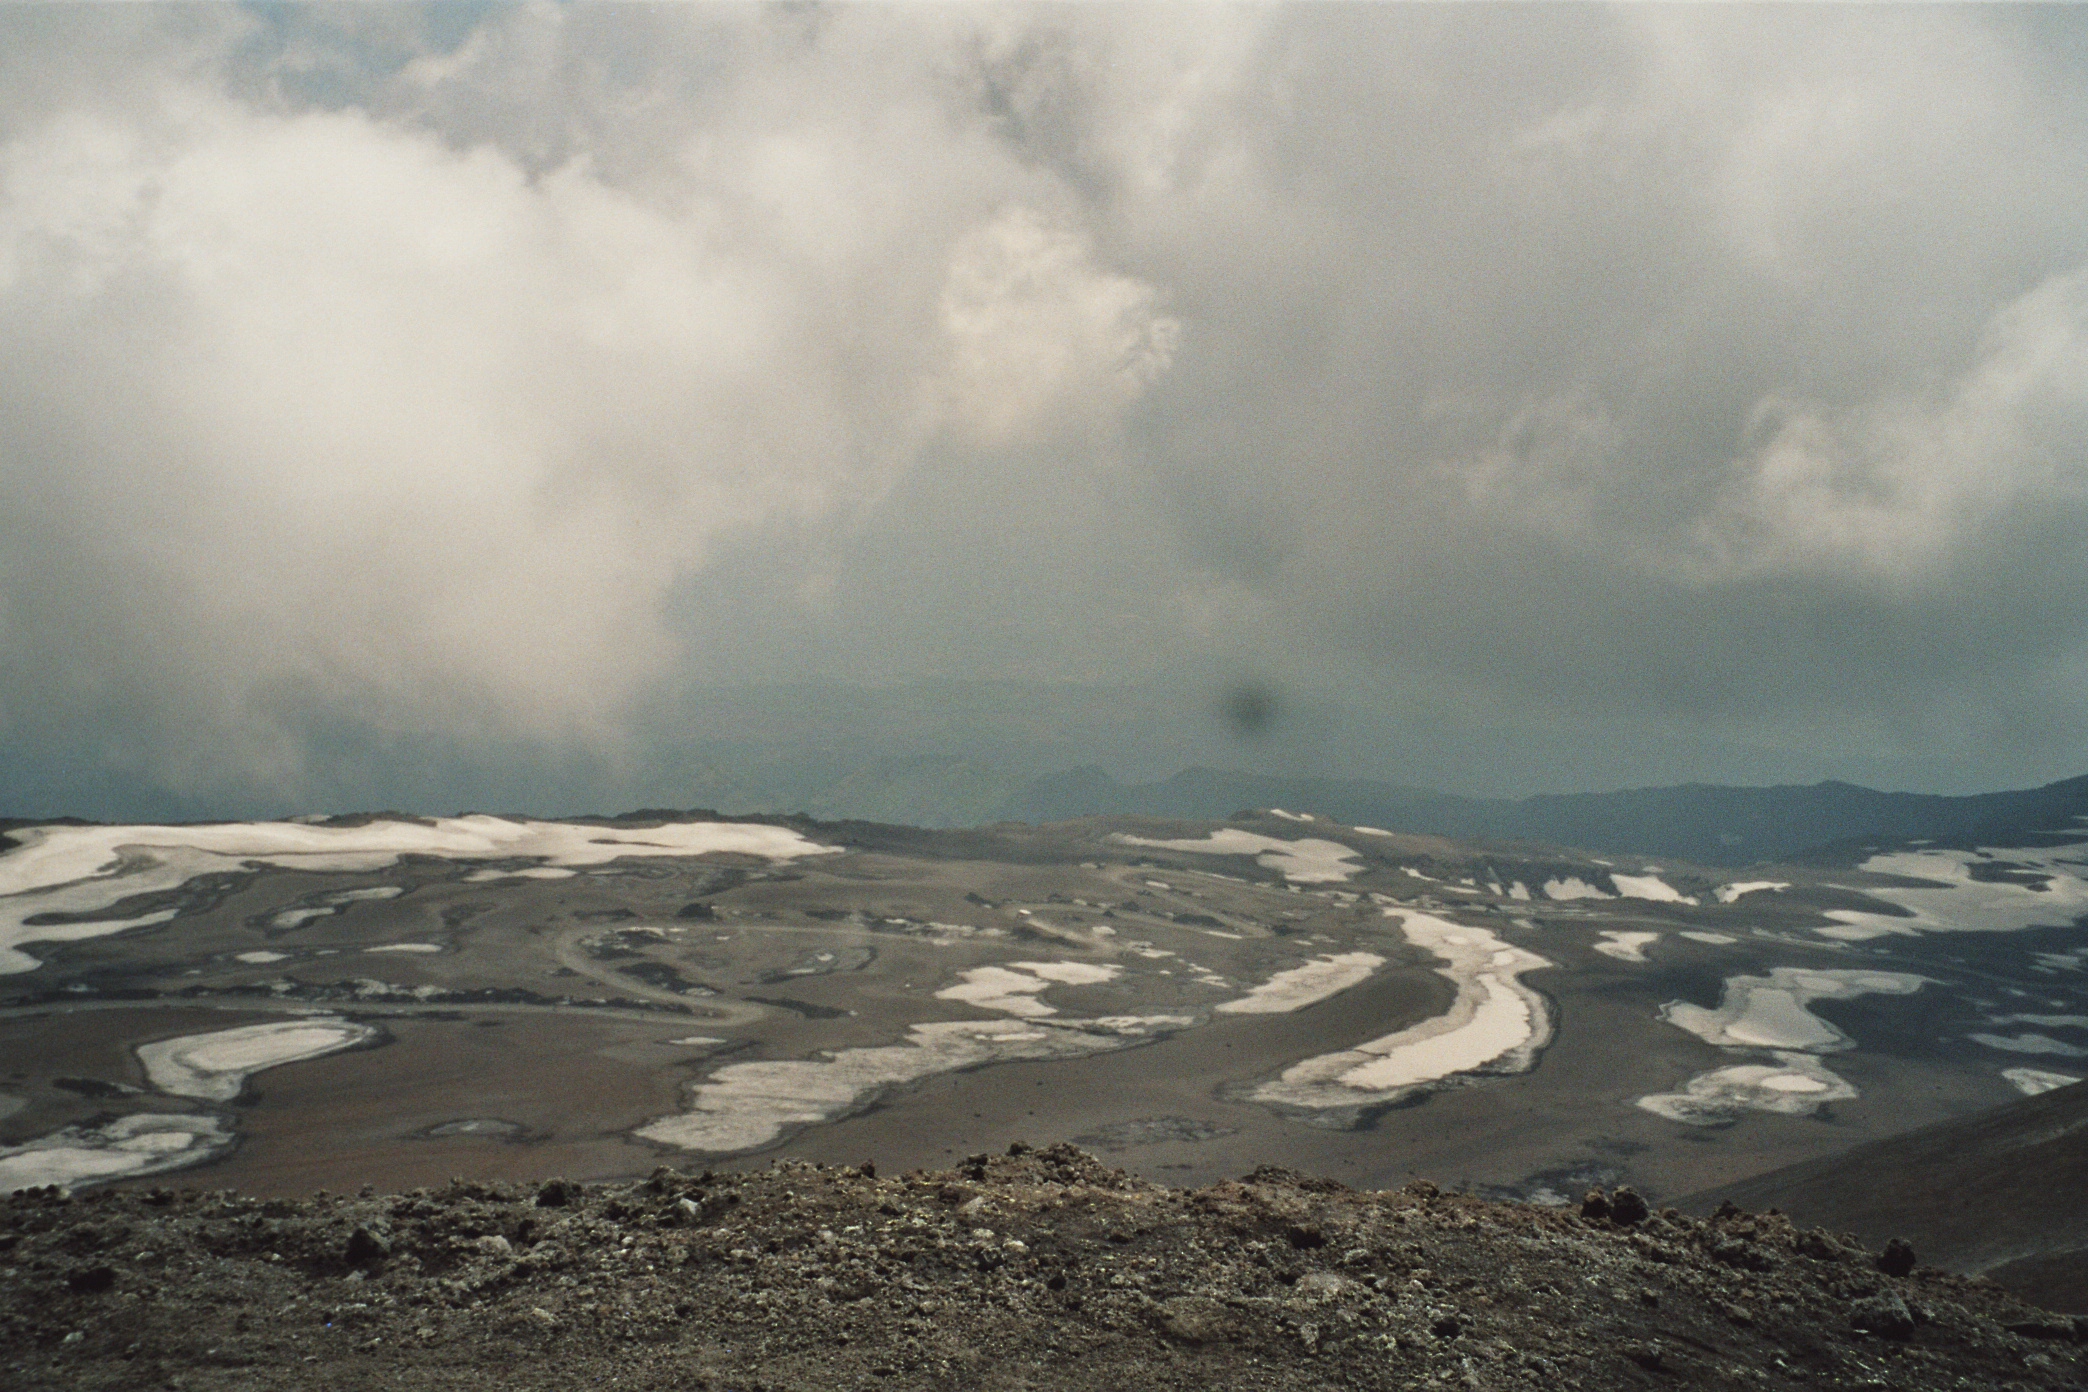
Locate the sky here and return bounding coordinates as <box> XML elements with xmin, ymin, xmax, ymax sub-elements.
<box><xmin>3</xmin><ymin>3</ymin><xmax>2088</xmax><ymax>821</ymax></box>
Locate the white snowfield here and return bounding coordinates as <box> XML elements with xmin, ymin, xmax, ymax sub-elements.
<box><xmin>1820</xmin><ymin>843</ymin><xmax>2088</xmax><ymax>941</ymax></box>
<box><xmin>2003</xmin><ymin>1067</ymin><xmax>2083</xmax><ymax>1096</ymax></box>
<box><xmin>1113</xmin><ymin>830</ymin><xmax>1363</xmax><ymax>884</ymax></box>
<box><xmin>636</xmin><ymin>1014</ymin><xmax>1192</xmax><ymax>1154</ymax></box>
<box><xmin>1970</xmin><ymin>1032</ymin><xmax>2088</xmax><ymax>1058</ymax></box>
<box><xmin>1679</xmin><ymin>931</ymin><xmax>1737</xmax><ymax>945</ymax></box>
<box><xmin>1715</xmin><ymin>881</ymin><xmax>1789</xmax><ymax>904</ymax></box>
<box><xmin>1215</xmin><ymin>953</ymin><xmax>1384</xmax><ymax>1014</ymax></box>
<box><xmin>1638</xmin><ymin>968</ymin><xmax>1927</xmax><ymax>1125</ymax></box>
<box><xmin>934</xmin><ymin>961</ymin><xmax>1121</xmax><ymax>1018</ymax></box>
<box><xmin>1248</xmin><ymin>912</ymin><xmax>1554</xmax><ymax>1114</ymax></box>
<box><xmin>1659</xmin><ymin>968</ymin><xmax>1928</xmax><ymax>1053</ymax></box>
<box><xmin>638</xmin><ymin>944</ymin><xmax>1408</xmax><ymax>1155</ymax></box>
<box><xmin>135</xmin><ymin>1017</ymin><xmax>381</xmax><ymax>1102</ymax></box>
<box><xmin>0</xmin><ymin>1114</ymin><xmax>233</xmax><ymax>1193</ymax></box>
<box><xmin>1636</xmin><ymin>1052</ymin><xmax>1858</xmax><ymax>1125</ymax></box>
<box><xmin>1542</xmin><ymin>877</ymin><xmax>1610</xmax><ymax>901</ymax></box>
<box><xmin>1610</xmin><ymin>874</ymin><xmax>1697</xmax><ymax>905</ymax></box>
<box><xmin>1593</xmin><ymin>931</ymin><xmax>1660</xmax><ymax>963</ymax></box>
<box><xmin>0</xmin><ymin>817</ymin><xmax>842</xmax><ymax>973</ymax></box>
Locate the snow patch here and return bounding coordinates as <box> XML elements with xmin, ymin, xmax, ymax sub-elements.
<box><xmin>1115</xmin><ymin>830</ymin><xmax>1363</xmax><ymax>884</ymax></box>
<box><xmin>2003</xmin><ymin>1068</ymin><xmax>2082</xmax><ymax>1096</ymax></box>
<box><xmin>637</xmin><ymin>1014</ymin><xmax>1190</xmax><ymax>1154</ymax></box>
<box><xmin>0</xmin><ymin>1113</ymin><xmax>234</xmax><ymax>1193</ymax></box>
<box><xmin>137</xmin><ymin>1017</ymin><xmax>379</xmax><ymax>1102</ymax></box>
<box><xmin>1611</xmin><ymin>874</ymin><xmax>1697</xmax><ymax>905</ymax></box>
<box><xmin>1716</xmin><ymin>881</ymin><xmax>1789</xmax><ymax>904</ymax></box>
<box><xmin>1970</xmin><ymin>1032</ymin><xmax>2088</xmax><ymax>1058</ymax></box>
<box><xmin>1820</xmin><ymin>844</ymin><xmax>2088</xmax><ymax>941</ymax></box>
<box><xmin>1660</xmin><ymin>968</ymin><xmax>1927</xmax><ymax>1053</ymax></box>
<box><xmin>1247</xmin><ymin>912</ymin><xmax>1554</xmax><ymax>1117</ymax></box>
<box><xmin>1635</xmin><ymin>1053</ymin><xmax>1857</xmax><ymax>1126</ymax></box>
<box><xmin>1216</xmin><ymin>953</ymin><xmax>1384</xmax><ymax>1014</ymax></box>
<box><xmin>934</xmin><ymin>961</ymin><xmax>1120</xmax><ymax>1018</ymax></box>
<box><xmin>1594</xmin><ymin>932</ymin><xmax>1659</xmax><ymax>963</ymax></box>
<box><xmin>1637</xmin><ymin>968</ymin><xmax>1926</xmax><ymax>1124</ymax></box>
<box><xmin>0</xmin><ymin>817</ymin><xmax>841</xmax><ymax>972</ymax></box>
<box><xmin>1543</xmin><ymin>877</ymin><xmax>1612</xmax><ymax>901</ymax></box>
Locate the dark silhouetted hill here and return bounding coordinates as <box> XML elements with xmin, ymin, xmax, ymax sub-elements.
<box><xmin>1677</xmin><ymin>1081</ymin><xmax>2088</xmax><ymax>1313</ymax></box>
<box><xmin>995</xmin><ymin>769</ymin><xmax>2088</xmax><ymax>866</ymax></box>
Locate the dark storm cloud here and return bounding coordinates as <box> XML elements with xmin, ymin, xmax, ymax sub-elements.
<box><xmin>2</xmin><ymin>4</ymin><xmax>2086</xmax><ymax>815</ymax></box>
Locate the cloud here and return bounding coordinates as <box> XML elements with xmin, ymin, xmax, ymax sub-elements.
<box><xmin>2</xmin><ymin>4</ymin><xmax>2086</xmax><ymax>813</ymax></box>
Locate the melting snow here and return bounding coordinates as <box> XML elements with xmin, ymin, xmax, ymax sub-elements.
<box><xmin>1543</xmin><ymin>877</ymin><xmax>1611</xmax><ymax>901</ymax></box>
<box><xmin>1216</xmin><ymin>953</ymin><xmax>1384</xmax><ymax>1014</ymax></box>
<box><xmin>1638</xmin><ymin>968</ymin><xmax>1927</xmax><ymax>1124</ymax></box>
<box><xmin>0</xmin><ymin>1113</ymin><xmax>234</xmax><ymax>1193</ymax></box>
<box><xmin>2002</xmin><ymin>1067</ymin><xmax>2082</xmax><ymax>1096</ymax></box>
<box><xmin>1248</xmin><ymin>912</ymin><xmax>1554</xmax><ymax>1114</ymax></box>
<box><xmin>1970</xmin><ymin>1032</ymin><xmax>2088</xmax><ymax>1058</ymax></box>
<box><xmin>1819</xmin><ymin>844</ymin><xmax>2088</xmax><ymax>941</ymax></box>
<box><xmin>1660</xmin><ymin>968</ymin><xmax>1927</xmax><ymax>1053</ymax></box>
<box><xmin>136</xmin><ymin>1017</ymin><xmax>379</xmax><ymax>1102</ymax></box>
<box><xmin>1594</xmin><ymin>932</ymin><xmax>1659</xmax><ymax>963</ymax></box>
<box><xmin>1115</xmin><ymin>830</ymin><xmax>1363</xmax><ymax>884</ymax></box>
<box><xmin>0</xmin><ymin>817</ymin><xmax>842</xmax><ymax>973</ymax></box>
<box><xmin>1611</xmin><ymin>874</ymin><xmax>1697</xmax><ymax>905</ymax></box>
<box><xmin>636</xmin><ymin>1014</ymin><xmax>1190</xmax><ymax>1154</ymax></box>
<box><xmin>1716</xmin><ymin>881</ymin><xmax>1789</xmax><ymax>904</ymax></box>
<box><xmin>934</xmin><ymin>961</ymin><xmax>1120</xmax><ymax>1018</ymax></box>
<box><xmin>1635</xmin><ymin>1053</ymin><xmax>1857</xmax><ymax>1126</ymax></box>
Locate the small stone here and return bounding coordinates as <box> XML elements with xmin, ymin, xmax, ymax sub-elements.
<box><xmin>1723</xmin><ymin>1302</ymin><xmax>1754</xmax><ymax>1326</ymax></box>
<box><xmin>1431</xmin><ymin>1314</ymin><xmax>1462</xmax><ymax>1339</ymax></box>
<box><xmin>1795</xmin><ymin>1229</ymin><xmax>1845</xmax><ymax>1261</ymax></box>
<box><xmin>475</xmin><ymin>1235</ymin><xmax>513</xmax><ymax>1257</ymax></box>
<box><xmin>1581</xmin><ymin>1190</ymin><xmax>1611</xmax><ymax>1222</ymax></box>
<box><xmin>1609</xmin><ymin>1188</ymin><xmax>1650</xmax><ymax>1226</ymax></box>
<box><xmin>1155</xmin><ymin>1295</ymin><xmax>1233</xmax><ymax>1345</ymax></box>
<box><xmin>1877</xmin><ymin>1238</ymin><xmax>1917</xmax><ymax>1277</ymax></box>
<box><xmin>1850</xmin><ymin>1291</ymin><xmax>1915</xmax><ymax>1341</ymax></box>
<box><xmin>527</xmin><ymin>1307</ymin><xmax>558</xmax><ymax>1329</ymax></box>
<box><xmin>536</xmin><ymin>1179</ymin><xmax>575</xmax><ymax>1209</ymax></box>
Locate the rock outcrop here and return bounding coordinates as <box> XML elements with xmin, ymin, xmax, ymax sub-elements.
<box><xmin>3</xmin><ymin>1144</ymin><xmax>2083</xmax><ymax>1390</ymax></box>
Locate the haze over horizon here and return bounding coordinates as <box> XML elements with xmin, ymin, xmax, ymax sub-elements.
<box><xmin>6</xmin><ymin>4</ymin><xmax>2088</xmax><ymax>822</ymax></box>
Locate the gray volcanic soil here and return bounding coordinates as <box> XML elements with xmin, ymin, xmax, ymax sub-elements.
<box><xmin>1678</xmin><ymin>1080</ymin><xmax>2088</xmax><ymax>1314</ymax></box>
<box><xmin>5</xmin><ymin>1145</ymin><xmax>2085</xmax><ymax>1392</ymax></box>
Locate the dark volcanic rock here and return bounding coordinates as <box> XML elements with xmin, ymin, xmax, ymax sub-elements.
<box><xmin>1879</xmin><ymin>1237</ymin><xmax>1918</xmax><ymax>1277</ymax></box>
<box><xmin>2</xmin><ymin>1146</ymin><xmax>2082</xmax><ymax>1391</ymax></box>
<box><xmin>1851</xmin><ymin>1290</ymin><xmax>1916</xmax><ymax>1341</ymax></box>
<box><xmin>1609</xmin><ymin>1187</ymin><xmax>1650</xmax><ymax>1226</ymax></box>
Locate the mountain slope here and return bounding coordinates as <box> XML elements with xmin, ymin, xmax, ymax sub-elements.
<box><xmin>5</xmin><ymin>1146</ymin><xmax>2083</xmax><ymax>1390</ymax></box>
<box><xmin>1676</xmin><ymin>1081</ymin><xmax>2088</xmax><ymax>1312</ymax></box>
<box><xmin>996</xmin><ymin>768</ymin><xmax>2088</xmax><ymax>865</ymax></box>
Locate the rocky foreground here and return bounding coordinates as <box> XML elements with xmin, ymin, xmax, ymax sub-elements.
<box><xmin>3</xmin><ymin>1144</ymin><xmax>2083</xmax><ymax>1391</ymax></box>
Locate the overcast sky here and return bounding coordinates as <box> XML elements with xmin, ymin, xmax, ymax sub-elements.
<box><xmin>4</xmin><ymin>3</ymin><xmax>2088</xmax><ymax>818</ymax></box>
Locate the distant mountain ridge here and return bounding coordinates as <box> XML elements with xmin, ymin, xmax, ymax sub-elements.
<box><xmin>991</xmin><ymin>767</ymin><xmax>2088</xmax><ymax>867</ymax></box>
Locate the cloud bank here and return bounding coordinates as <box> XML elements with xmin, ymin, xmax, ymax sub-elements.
<box><xmin>3</xmin><ymin>5</ymin><xmax>2087</xmax><ymax>815</ymax></box>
